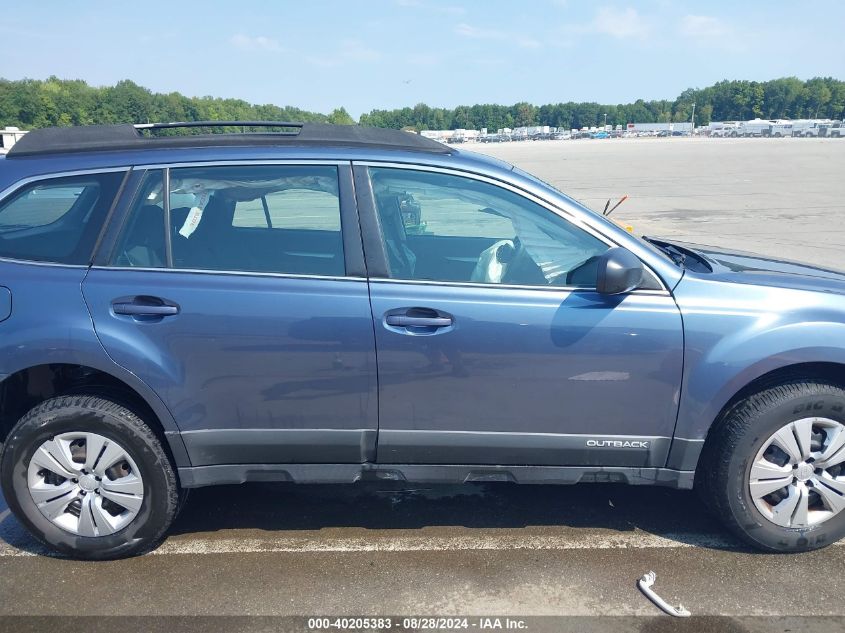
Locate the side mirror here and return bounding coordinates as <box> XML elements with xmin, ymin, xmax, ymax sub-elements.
<box><xmin>596</xmin><ymin>247</ymin><xmax>644</xmax><ymax>295</ymax></box>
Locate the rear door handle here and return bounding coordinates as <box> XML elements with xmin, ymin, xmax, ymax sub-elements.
<box><xmin>112</xmin><ymin>301</ymin><xmax>179</xmax><ymax>317</ymax></box>
<box><xmin>385</xmin><ymin>315</ymin><xmax>452</xmax><ymax>328</ymax></box>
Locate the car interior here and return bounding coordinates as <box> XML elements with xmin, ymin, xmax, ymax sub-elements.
<box><xmin>114</xmin><ymin>169</ymin><xmax>606</xmax><ymax>287</ymax></box>
<box><xmin>0</xmin><ymin>177</ymin><xmax>122</xmax><ymax>265</ymax></box>
<box><xmin>371</xmin><ymin>183</ymin><xmax>606</xmax><ymax>288</ymax></box>
<box><xmin>114</xmin><ymin>187</ymin><xmax>345</xmax><ymax>276</ymax></box>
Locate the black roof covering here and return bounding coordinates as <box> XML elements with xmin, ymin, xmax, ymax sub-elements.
<box><xmin>6</xmin><ymin>122</ymin><xmax>451</xmax><ymax>158</ymax></box>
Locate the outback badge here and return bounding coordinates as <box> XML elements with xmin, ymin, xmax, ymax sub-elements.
<box><xmin>586</xmin><ymin>439</ymin><xmax>650</xmax><ymax>449</ymax></box>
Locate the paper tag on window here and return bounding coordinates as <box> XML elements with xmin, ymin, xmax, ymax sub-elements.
<box><xmin>178</xmin><ymin>190</ymin><xmax>210</xmax><ymax>239</ymax></box>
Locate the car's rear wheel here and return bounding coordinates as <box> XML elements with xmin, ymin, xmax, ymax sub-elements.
<box><xmin>697</xmin><ymin>380</ymin><xmax>845</xmax><ymax>551</ymax></box>
<box><xmin>1</xmin><ymin>395</ymin><xmax>179</xmax><ymax>559</ymax></box>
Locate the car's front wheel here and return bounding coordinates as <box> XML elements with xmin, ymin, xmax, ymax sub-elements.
<box><xmin>1</xmin><ymin>395</ymin><xmax>179</xmax><ymax>559</ymax></box>
<box><xmin>698</xmin><ymin>379</ymin><xmax>845</xmax><ymax>551</ymax></box>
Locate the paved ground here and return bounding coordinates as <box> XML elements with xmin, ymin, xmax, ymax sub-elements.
<box><xmin>474</xmin><ymin>136</ymin><xmax>845</xmax><ymax>271</ymax></box>
<box><xmin>2</xmin><ymin>138</ymin><xmax>845</xmax><ymax>629</ymax></box>
<box><xmin>4</xmin><ymin>481</ymin><xmax>845</xmax><ymax>620</ymax></box>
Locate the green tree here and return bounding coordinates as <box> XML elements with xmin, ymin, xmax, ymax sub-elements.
<box><xmin>806</xmin><ymin>78</ymin><xmax>833</xmax><ymax>118</ymax></box>
<box><xmin>2</xmin><ymin>76</ymin><xmax>843</xmax><ymax>133</ymax></box>
<box><xmin>327</xmin><ymin>107</ymin><xmax>355</xmax><ymax>125</ymax></box>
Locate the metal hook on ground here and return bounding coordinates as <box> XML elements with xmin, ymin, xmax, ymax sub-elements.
<box><xmin>637</xmin><ymin>571</ymin><xmax>691</xmax><ymax>617</ymax></box>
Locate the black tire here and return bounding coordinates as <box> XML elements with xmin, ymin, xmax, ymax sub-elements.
<box><xmin>1</xmin><ymin>395</ymin><xmax>179</xmax><ymax>559</ymax></box>
<box><xmin>697</xmin><ymin>380</ymin><xmax>845</xmax><ymax>552</ymax></box>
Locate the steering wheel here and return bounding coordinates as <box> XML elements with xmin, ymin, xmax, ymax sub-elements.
<box><xmin>501</xmin><ymin>239</ymin><xmax>547</xmax><ymax>286</ymax></box>
<box><xmin>471</xmin><ymin>239</ymin><xmax>515</xmax><ymax>284</ymax></box>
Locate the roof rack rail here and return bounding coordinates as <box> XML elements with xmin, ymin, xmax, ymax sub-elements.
<box><xmin>6</xmin><ymin>122</ymin><xmax>451</xmax><ymax>158</ymax></box>
<box><xmin>133</xmin><ymin>121</ymin><xmax>304</xmax><ymax>132</ymax></box>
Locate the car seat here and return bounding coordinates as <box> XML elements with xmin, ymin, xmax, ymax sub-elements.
<box><xmin>114</xmin><ymin>204</ymin><xmax>166</xmax><ymax>267</ymax></box>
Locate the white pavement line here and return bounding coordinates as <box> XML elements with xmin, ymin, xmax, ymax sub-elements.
<box><xmin>0</xmin><ymin>531</ymin><xmax>750</xmax><ymax>557</ymax></box>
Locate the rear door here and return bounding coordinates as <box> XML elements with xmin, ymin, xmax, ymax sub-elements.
<box><xmin>356</xmin><ymin>164</ymin><xmax>684</xmax><ymax>468</ymax></box>
<box><xmin>83</xmin><ymin>162</ymin><xmax>378</xmax><ymax>467</ymax></box>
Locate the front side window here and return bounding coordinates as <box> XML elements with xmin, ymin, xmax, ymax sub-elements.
<box><xmin>0</xmin><ymin>172</ymin><xmax>124</xmax><ymax>264</ymax></box>
<box><xmin>112</xmin><ymin>165</ymin><xmax>345</xmax><ymax>276</ymax></box>
<box><xmin>368</xmin><ymin>167</ymin><xmax>610</xmax><ymax>287</ymax></box>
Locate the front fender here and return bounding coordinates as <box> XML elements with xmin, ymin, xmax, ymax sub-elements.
<box><xmin>672</xmin><ymin>274</ymin><xmax>845</xmax><ymax>454</ymax></box>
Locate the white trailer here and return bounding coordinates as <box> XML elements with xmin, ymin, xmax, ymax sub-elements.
<box><xmin>0</xmin><ymin>126</ymin><xmax>28</xmax><ymax>151</ymax></box>
<box><xmin>769</xmin><ymin>122</ymin><xmax>794</xmax><ymax>137</ymax></box>
<box><xmin>710</xmin><ymin>122</ymin><xmax>741</xmax><ymax>137</ymax></box>
<box><xmin>739</xmin><ymin>119</ymin><xmax>776</xmax><ymax>137</ymax></box>
<box><xmin>791</xmin><ymin>120</ymin><xmax>823</xmax><ymax>137</ymax></box>
<box><xmin>625</xmin><ymin>122</ymin><xmax>692</xmax><ymax>134</ymax></box>
<box><xmin>827</xmin><ymin>121</ymin><xmax>845</xmax><ymax>138</ymax></box>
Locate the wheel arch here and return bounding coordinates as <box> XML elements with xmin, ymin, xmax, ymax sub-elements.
<box><xmin>0</xmin><ymin>363</ymin><xmax>190</xmax><ymax>469</ymax></box>
<box><xmin>671</xmin><ymin>360</ymin><xmax>845</xmax><ymax>472</ymax></box>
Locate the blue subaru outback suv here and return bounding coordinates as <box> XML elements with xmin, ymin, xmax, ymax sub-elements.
<box><xmin>0</xmin><ymin>121</ymin><xmax>844</xmax><ymax>559</ymax></box>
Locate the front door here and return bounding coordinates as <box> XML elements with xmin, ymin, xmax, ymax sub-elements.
<box><xmin>357</xmin><ymin>165</ymin><xmax>683</xmax><ymax>468</ymax></box>
<box><xmin>83</xmin><ymin>163</ymin><xmax>377</xmax><ymax>466</ymax></box>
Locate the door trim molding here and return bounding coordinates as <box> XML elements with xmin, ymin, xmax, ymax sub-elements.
<box><xmin>181</xmin><ymin>428</ymin><xmax>377</xmax><ymax>466</ymax></box>
<box><xmin>377</xmin><ymin>430</ymin><xmax>671</xmax><ymax>468</ymax></box>
<box><xmin>368</xmin><ymin>276</ymin><xmax>670</xmax><ymax>296</ymax></box>
<box><xmin>178</xmin><ymin>462</ymin><xmax>694</xmax><ymax>489</ymax></box>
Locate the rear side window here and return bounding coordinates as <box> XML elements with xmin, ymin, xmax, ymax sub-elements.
<box><xmin>232</xmin><ymin>189</ymin><xmax>341</xmax><ymax>231</ymax></box>
<box><xmin>111</xmin><ymin>165</ymin><xmax>345</xmax><ymax>276</ymax></box>
<box><xmin>111</xmin><ymin>170</ymin><xmax>166</xmax><ymax>268</ymax></box>
<box><xmin>169</xmin><ymin>165</ymin><xmax>344</xmax><ymax>276</ymax></box>
<box><xmin>0</xmin><ymin>172</ymin><xmax>125</xmax><ymax>264</ymax></box>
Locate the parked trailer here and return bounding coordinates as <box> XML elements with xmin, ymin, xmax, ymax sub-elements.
<box><xmin>0</xmin><ymin>126</ymin><xmax>28</xmax><ymax>151</ymax></box>
<box><xmin>626</xmin><ymin>122</ymin><xmax>693</xmax><ymax>134</ymax></box>
<box><xmin>803</xmin><ymin>124</ymin><xmax>821</xmax><ymax>138</ymax></box>
<box><xmin>791</xmin><ymin>120</ymin><xmax>826</xmax><ymax>137</ymax></box>
<box><xmin>710</xmin><ymin>122</ymin><xmax>741</xmax><ymax>137</ymax></box>
<box><xmin>740</xmin><ymin>119</ymin><xmax>777</xmax><ymax>137</ymax></box>
<box><xmin>769</xmin><ymin>122</ymin><xmax>794</xmax><ymax>137</ymax></box>
<box><xmin>828</xmin><ymin>121</ymin><xmax>845</xmax><ymax>138</ymax></box>
<box><xmin>818</xmin><ymin>122</ymin><xmax>841</xmax><ymax>138</ymax></box>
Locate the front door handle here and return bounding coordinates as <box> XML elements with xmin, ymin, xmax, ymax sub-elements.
<box><xmin>112</xmin><ymin>299</ymin><xmax>179</xmax><ymax>317</ymax></box>
<box><xmin>385</xmin><ymin>315</ymin><xmax>452</xmax><ymax>328</ymax></box>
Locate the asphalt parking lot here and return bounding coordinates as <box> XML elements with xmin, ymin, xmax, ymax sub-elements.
<box><xmin>476</xmin><ymin>136</ymin><xmax>845</xmax><ymax>271</ymax></box>
<box><xmin>2</xmin><ymin>137</ymin><xmax>845</xmax><ymax>628</ymax></box>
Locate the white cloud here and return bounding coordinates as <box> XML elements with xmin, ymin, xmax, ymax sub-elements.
<box><xmin>342</xmin><ymin>39</ymin><xmax>380</xmax><ymax>62</ymax></box>
<box><xmin>517</xmin><ymin>37</ymin><xmax>542</xmax><ymax>49</ymax></box>
<box><xmin>396</xmin><ymin>0</ymin><xmax>466</xmax><ymax>14</ymax></box>
<box><xmin>307</xmin><ymin>40</ymin><xmax>380</xmax><ymax>67</ymax></box>
<box><xmin>680</xmin><ymin>15</ymin><xmax>729</xmax><ymax>38</ymax></box>
<box><xmin>455</xmin><ymin>23</ymin><xmax>499</xmax><ymax>39</ymax></box>
<box><xmin>455</xmin><ymin>23</ymin><xmax>542</xmax><ymax>48</ymax></box>
<box><xmin>591</xmin><ymin>7</ymin><xmax>650</xmax><ymax>39</ymax></box>
<box><xmin>407</xmin><ymin>53</ymin><xmax>442</xmax><ymax>66</ymax></box>
<box><xmin>230</xmin><ymin>33</ymin><xmax>282</xmax><ymax>53</ymax></box>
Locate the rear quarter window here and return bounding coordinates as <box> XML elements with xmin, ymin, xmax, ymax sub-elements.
<box><xmin>0</xmin><ymin>172</ymin><xmax>125</xmax><ymax>264</ymax></box>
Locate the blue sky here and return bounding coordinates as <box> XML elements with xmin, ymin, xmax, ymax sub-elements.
<box><xmin>1</xmin><ymin>0</ymin><xmax>843</xmax><ymax>117</ymax></box>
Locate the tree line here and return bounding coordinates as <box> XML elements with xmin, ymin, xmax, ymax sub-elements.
<box><xmin>360</xmin><ymin>77</ymin><xmax>845</xmax><ymax>130</ymax></box>
<box><xmin>0</xmin><ymin>77</ymin><xmax>356</xmax><ymax>130</ymax></box>
<box><xmin>1</xmin><ymin>76</ymin><xmax>843</xmax><ymax>133</ymax></box>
